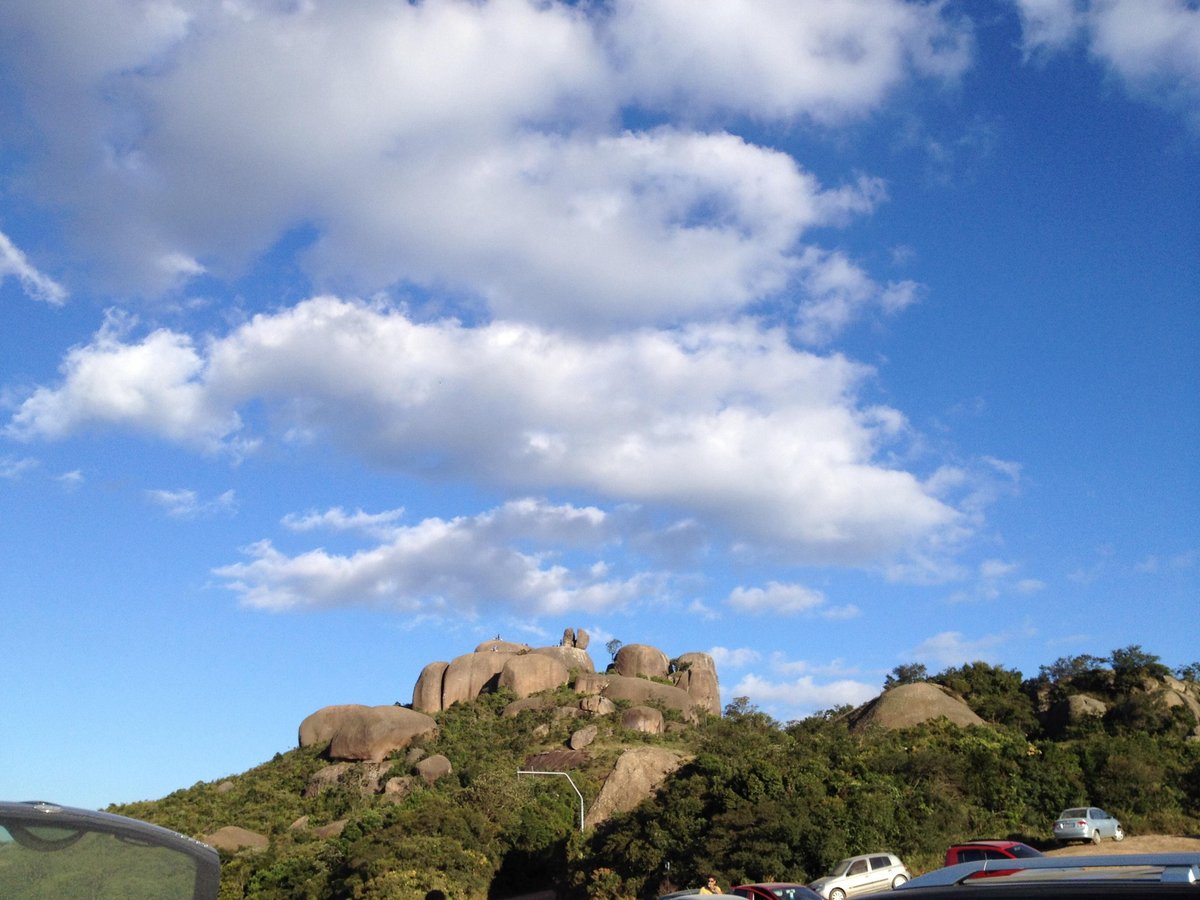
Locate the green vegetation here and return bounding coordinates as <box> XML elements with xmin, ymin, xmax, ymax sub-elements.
<box><xmin>110</xmin><ymin>648</ymin><xmax>1200</xmax><ymax>898</ymax></box>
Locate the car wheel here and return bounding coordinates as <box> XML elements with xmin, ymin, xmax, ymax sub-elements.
<box><xmin>830</xmin><ymin>889</ymin><xmax>846</xmax><ymax>900</ymax></box>
<box><xmin>1114</xmin><ymin>826</ymin><xmax>1125</xmax><ymax>842</ymax></box>
<box><xmin>1091</xmin><ymin>830</ymin><xmax>1102</xmax><ymax>845</ymax></box>
<box><xmin>892</xmin><ymin>875</ymin><xmax>908</xmax><ymax>889</ymax></box>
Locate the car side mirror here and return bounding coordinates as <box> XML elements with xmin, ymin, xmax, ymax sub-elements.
<box><xmin>0</xmin><ymin>800</ymin><xmax>219</xmax><ymax>899</ymax></box>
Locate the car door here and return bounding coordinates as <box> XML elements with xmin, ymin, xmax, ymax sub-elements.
<box><xmin>1094</xmin><ymin>808</ymin><xmax>1113</xmax><ymax>838</ymax></box>
<box><xmin>845</xmin><ymin>858</ymin><xmax>870</xmax><ymax>895</ymax></box>
<box><xmin>866</xmin><ymin>857</ymin><xmax>894</xmax><ymax>893</ymax></box>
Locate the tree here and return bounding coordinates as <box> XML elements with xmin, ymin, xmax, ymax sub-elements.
<box><xmin>605</xmin><ymin>638</ymin><xmax>623</xmax><ymax>661</ymax></box>
<box><xmin>1109</xmin><ymin>644</ymin><xmax>1170</xmax><ymax>692</ymax></box>
<box><xmin>884</xmin><ymin>663</ymin><xmax>928</xmax><ymax>689</ymax></box>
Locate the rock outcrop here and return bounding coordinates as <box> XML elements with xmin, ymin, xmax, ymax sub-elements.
<box><xmin>672</xmin><ymin>652</ymin><xmax>721</xmax><ymax>717</ymax></box>
<box><xmin>412</xmin><ymin>660</ymin><xmax>449</xmax><ymax>713</ymax></box>
<box><xmin>203</xmin><ymin>825</ymin><xmax>269</xmax><ymax>852</ymax></box>
<box><xmin>584</xmin><ymin>747</ymin><xmax>686</xmax><ymax>828</ymax></box>
<box><xmin>299</xmin><ymin>704</ymin><xmax>438</xmax><ymax>762</ymax></box>
<box><xmin>499</xmin><ymin>653</ymin><xmax>570</xmax><ymax>698</ymax></box>
<box><xmin>614</xmin><ymin>644</ymin><xmax>670</xmax><ymax>679</ymax></box>
<box><xmin>847</xmin><ymin>682</ymin><xmax>984</xmax><ymax>732</ymax></box>
<box><xmin>621</xmin><ymin>706</ymin><xmax>664</xmax><ymax>734</ymax></box>
<box><xmin>601</xmin><ymin>674</ymin><xmax>702</xmax><ymax>723</ymax></box>
<box><xmin>414</xmin><ymin>754</ymin><xmax>453</xmax><ymax>785</ymax></box>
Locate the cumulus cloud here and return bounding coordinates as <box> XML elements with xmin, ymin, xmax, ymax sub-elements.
<box><xmin>1014</xmin><ymin>0</ymin><xmax>1200</xmax><ymax>123</ymax></box>
<box><xmin>907</xmin><ymin>627</ymin><xmax>1034</xmax><ymax>666</ymax></box>
<box><xmin>0</xmin><ymin>454</ymin><xmax>39</xmax><ymax>479</ymax></box>
<box><xmin>727</xmin><ymin>580</ymin><xmax>861</xmax><ymax>619</ymax></box>
<box><xmin>214</xmin><ymin>498</ymin><xmax>647</xmax><ymax>615</ymax></box>
<box><xmin>0</xmin><ymin>0</ymin><xmax>957</xmax><ymax>336</ymax></box>
<box><xmin>0</xmin><ymin>231</ymin><xmax>67</xmax><ymax>305</ymax></box>
<box><xmin>8</xmin><ymin>296</ymin><xmax>964</xmax><ymax>565</ymax></box>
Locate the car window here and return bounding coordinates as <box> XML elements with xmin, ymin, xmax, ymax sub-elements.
<box><xmin>848</xmin><ymin>859</ymin><xmax>868</xmax><ymax>876</ymax></box>
<box><xmin>1009</xmin><ymin>844</ymin><xmax>1041</xmax><ymax>859</ymax></box>
<box><xmin>831</xmin><ymin>860</ymin><xmax>852</xmax><ymax>876</ymax></box>
<box><xmin>957</xmin><ymin>849</ymin><xmax>985</xmax><ymax>863</ymax></box>
<box><xmin>869</xmin><ymin>856</ymin><xmax>892</xmax><ymax>869</ymax></box>
<box><xmin>1061</xmin><ymin>808</ymin><xmax>1087</xmax><ymax>817</ymax></box>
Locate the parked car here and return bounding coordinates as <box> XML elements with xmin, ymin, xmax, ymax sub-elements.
<box><xmin>944</xmin><ymin>840</ymin><xmax>1044</xmax><ymax>867</ymax></box>
<box><xmin>733</xmin><ymin>883</ymin><xmax>823</xmax><ymax>900</ymax></box>
<box><xmin>1052</xmin><ymin>806</ymin><xmax>1125</xmax><ymax>844</ymax></box>
<box><xmin>809</xmin><ymin>853</ymin><xmax>912</xmax><ymax>899</ymax></box>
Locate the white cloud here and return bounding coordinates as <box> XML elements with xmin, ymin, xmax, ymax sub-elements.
<box><xmin>709</xmin><ymin>646</ymin><xmax>763</xmax><ymax>669</ymax></box>
<box><xmin>0</xmin><ymin>455</ymin><xmax>39</xmax><ymax>479</ymax></box>
<box><xmin>0</xmin><ymin>231</ymin><xmax>67</xmax><ymax>305</ymax></box>
<box><xmin>8</xmin><ymin>296</ymin><xmax>963</xmax><ymax>566</ymax></box>
<box><xmin>0</xmin><ymin>0</ymin><xmax>949</xmax><ymax>337</ymax></box>
<box><xmin>727</xmin><ymin>580</ymin><xmax>860</xmax><ymax>619</ymax></box>
<box><xmin>908</xmin><ymin>629</ymin><xmax>1013</xmax><ymax>666</ymax></box>
<box><xmin>606</xmin><ymin>0</ymin><xmax>971</xmax><ymax>123</ymax></box>
<box><xmin>146</xmin><ymin>487</ymin><xmax>237</xmax><ymax>519</ymax></box>
<box><xmin>1014</xmin><ymin>0</ymin><xmax>1200</xmax><ymax>123</ymax></box>
<box><xmin>731</xmin><ymin>672</ymin><xmax>878</xmax><ymax>719</ymax></box>
<box><xmin>214</xmin><ymin>498</ymin><xmax>647</xmax><ymax>615</ymax></box>
<box><xmin>282</xmin><ymin>507</ymin><xmax>407</xmax><ymax>539</ymax></box>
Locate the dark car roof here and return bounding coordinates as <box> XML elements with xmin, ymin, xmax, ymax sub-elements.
<box><xmin>732</xmin><ymin>885</ymin><xmax>821</xmax><ymax>900</ymax></box>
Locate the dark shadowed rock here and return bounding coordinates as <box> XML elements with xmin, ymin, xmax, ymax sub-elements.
<box><xmin>204</xmin><ymin>825</ymin><xmax>269</xmax><ymax>852</ymax></box>
<box><xmin>299</xmin><ymin>704</ymin><xmax>438</xmax><ymax>762</ymax></box>
<box><xmin>848</xmin><ymin>682</ymin><xmax>984</xmax><ymax>732</ymax></box>
<box><xmin>524</xmin><ymin>749</ymin><xmax>589</xmax><ymax>770</ymax></box>
<box><xmin>415</xmin><ymin>753</ymin><xmax>453</xmax><ymax>785</ymax></box>
<box><xmin>584</xmin><ymin>747</ymin><xmax>686</xmax><ymax>827</ymax></box>
<box><xmin>601</xmin><ymin>674</ymin><xmax>700</xmax><ymax>723</ymax></box>
<box><xmin>614</xmin><ymin>643</ymin><xmax>670</xmax><ymax>678</ymax></box>
<box><xmin>621</xmin><ymin>706</ymin><xmax>664</xmax><ymax>734</ymax></box>
<box><xmin>499</xmin><ymin>653</ymin><xmax>570</xmax><ymax>698</ymax></box>
<box><xmin>672</xmin><ymin>652</ymin><xmax>721</xmax><ymax>717</ymax></box>
<box><xmin>412</xmin><ymin>660</ymin><xmax>449</xmax><ymax>713</ymax></box>
<box><xmin>442</xmin><ymin>651</ymin><xmax>515</xmax><ymax>707</ymax></box>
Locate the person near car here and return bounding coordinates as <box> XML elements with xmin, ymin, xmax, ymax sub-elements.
<box><xmin>699</xmin><ymin>875</ymin><xmax>724</xmax><ymax>894</ymax></box>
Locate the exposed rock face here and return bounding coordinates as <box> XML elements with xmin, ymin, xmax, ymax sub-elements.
<box><xmin>530</xmin><ymin>645</ymin><xmax>596</xmax><ymax>674</ymax></box>
<box><xmin>574</xmin><ymin>628</ymin><xmax>590</xmax><ymax>650</ymax></box>
<box><xmin>299</xmin><ymin>704</ymin><xmax>438</xmax><ymax>762</ymax></box>
<box><xmin>475</xmin><ymin>639</ymin><xmax>532</xmax><ymax>654</ymax></box>
<box><xmin>584</xmin><ymin>747</ymin><xmax>685</xmax><ymax>828</ymax></box>
<box><xmin>569</xmin><ymin>724</ymin><xmax>598</xmax><ymax>750</ymax></box>
<box><xmin>525</xmin><ymin>749</ymin><xmax>589</xmax><ymax>770</ymax></box>
<box><xmin>204</xmin><ymin>825</ymin><xmax>269</xmax><ymax>852</ymax></box>
<box><xmin>503</xmin><ymin>696</ymin><xmax>554</xmax><ymax>718</ymax></box>
<box><xmin>622</xmin><ymin>706</ymin><xmax>664</xmax><ymax>734</ymax></box>
<box><xmin>442</xmin><ymin>651</ymin><xmax>515</xmax><ymax>707</ymax></box>
<box><xmin>412</xmin><ymin>660</ymin><xmax>449</xmax><ymax>713</ymax></box>
<box><xmin>415</xmin><ymin>754</ymin><xmax>453</xmax><ymax>785</ymax></box>
<box><xmin>574</xmin><ymin>673</ymin><xmax>610</xmax><ymax>695</ymax></box>
<box><xmin>614</xmin><ymin>644</ymin><xmax>670</xmax><ymax>679</ymax></box>
<box><xmin>578</xmin><ymin>695</ymin><xmax>617</xmax><ymax>716</ymax></box>
<box><xmin>313</xmin><ymin>820</ymin><xmax>347</xmax><ymax>839</ymax></box>
<box><xmin>303</xmin><ymin>761</ymin><xmax>390</xmax><ymax>798</ymax></box>
<box><xmin>500</xmin><ymin>654</ymin><xmax>570</xmax><ymax>698</ymax></box>
<box><xmin>672</xmin><ymin>652</ymin><xmax>721</xmax><ymax>717</ymax></box>
<box><xmin>383</xmin><ymin>776</ymin><xmax>416</xmax><ymax>803</ymax></box>
<box><xmin>601</xmin><ymin>674</ymin><xmax>701</xmax><ymax>723</ymax></box>
<box><xmin>848</xmin><ymin>682</ymin><xmax>984</xmax><ymax>732</ymax></box>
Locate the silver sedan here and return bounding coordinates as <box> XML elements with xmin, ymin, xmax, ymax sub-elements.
<box><xmin>1053</xmin><ymin>806</ymin><xmax>1125</xmax><ymax>844</ymax></box>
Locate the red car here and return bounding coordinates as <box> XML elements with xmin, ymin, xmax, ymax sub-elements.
<box><xmin>944</xmin><ymin>840</ymin><xmax>1044</xmax><ymax>868</ymax></box>
<box><xmin>733</xmin><ymin>883</ymin><xmax>823</xmax><ymax>900</ymax></box>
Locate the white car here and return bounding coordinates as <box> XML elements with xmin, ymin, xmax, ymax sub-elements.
<box><xmin>809</xmin><ymin>853</ymin><xmax>911</xmax><ymax>899</ymax></box>
<box><xmin>1053</xmin><ymin>806</ymin><xmax>1125</xmax><ymax>844</ymax></box>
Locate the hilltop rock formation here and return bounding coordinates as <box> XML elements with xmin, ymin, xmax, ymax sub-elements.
<box><xmin>601</xmin><ymin>674</ymin><xmax>702</xmax><ymax>723</ymax></box>
<box><xmin>499</xmin><ymin>654</ymin><xmax>570</xmax><ymax>698</ymax></box>
<box><xmin>621</xmin><ymin>706</ymin><xmax>664</xmax><ymax>734</ymax></box>
<box><xmin>672</xmin><ymin>652</ymin><xmax>721</xmax><ymax>716</ymax></box>
<box><xmin>848</xmin><ymin>682</ymin><xmax>984</xmax><ymax>732</ymax></box>
<box><xmin>299</xmin><ymin>704</ymin><xmax>438</xmax><ymax>762</ymax></box>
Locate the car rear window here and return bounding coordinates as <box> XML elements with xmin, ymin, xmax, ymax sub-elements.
<box><xmin>869</xmin><ymin>856</ymin><xmax>893</xmax><ymax>869</ymax></box>
<box><xmin>1060</xmin><ymin>808</ymin><xmax>1087</xmax><ymax>817</ymax></box>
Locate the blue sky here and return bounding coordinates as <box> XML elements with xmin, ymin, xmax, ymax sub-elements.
<box><xmin>1</xmin><ymin>0</ymin><xmax>1197</xmax><ymax>811</ymax></box>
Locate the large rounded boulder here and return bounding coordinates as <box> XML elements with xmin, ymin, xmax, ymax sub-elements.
<box><xmin>499</xmin><ymin>653</ymin><xmax>570</xmax><ymax>698</ymax></box>
<box><xmin>412</xmin><ymin>660</ymin><xmax>449</xmax><ymax>713</ymax></box>
<box><xmin>614</xmin><ymin>644</ymin><xmax>670</xmax><ymax>678</ymax></box>
<box><xmin>299</xmin><ymin>704</ymin><xmax>438</xmax><ymax>762</ymax></box>
<box><xmin>847</xmin><ymin>683</ymin><xmax>984</xmax><ymax>732</ymax></box>
<box><xmin>530</xmin><ymin>645</ymin><xmax>595</xmax><ymax>674</ymax></box>
<box><xmin>442</xmin><ymin>650</ymin><xmax>516</xmax><ymax>707</ymax></box>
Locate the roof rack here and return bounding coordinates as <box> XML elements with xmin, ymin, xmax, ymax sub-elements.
<box><xmin>899</xmin><ymin>854</ymin><xmax>1200</xmax><ymax>889</ymax></box>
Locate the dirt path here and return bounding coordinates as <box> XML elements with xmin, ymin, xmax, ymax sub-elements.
<box><xmin>1044</xmin><ymin>835</ymin><xmax>1200</xmax><ymax>856</ymax></box>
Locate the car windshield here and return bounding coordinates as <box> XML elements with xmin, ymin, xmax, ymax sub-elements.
<box><xmin>1059</xmin><ymin>808</ymin><xmax>1087</xmax><ymax>818</ymax></box>
<box><xmin>830</xmin><ymin>859</ymin><xmax>853</xmax><ymax>876</ymax></box>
